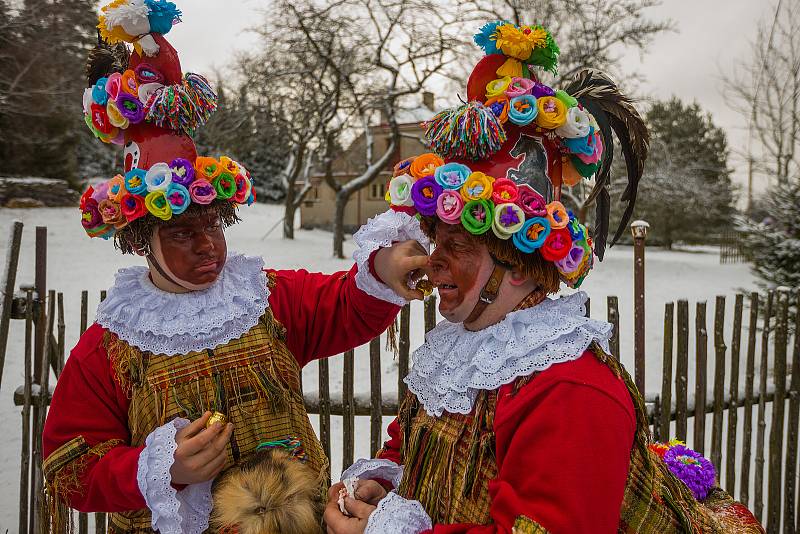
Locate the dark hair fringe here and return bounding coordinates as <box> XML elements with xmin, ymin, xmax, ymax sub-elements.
<box><xmin>420</xmin><ymin>216</ymin><xmax>561</xmax><ymax>295</ymax></box>
<box><xmin>114</xmin><ymin>200</ymin><xmax>240</xmax><ymax>255</ymax></box>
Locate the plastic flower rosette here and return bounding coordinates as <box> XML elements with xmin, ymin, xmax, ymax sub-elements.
<box><xmin>80</xmin><ymin>156</ymin><xmax>255</xmax><ymax>240</ymax></box>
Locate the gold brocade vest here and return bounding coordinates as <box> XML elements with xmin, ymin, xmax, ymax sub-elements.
<box><xmin>103</xmin><ymin>309</ymin><xmax>328</xmax><ymax>534</ymax></box>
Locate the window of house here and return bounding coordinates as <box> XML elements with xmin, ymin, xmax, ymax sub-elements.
<box><xmin>369</xmin><ymin>182</ymin><xmax>386</xmax><ymax>200</ymax></box>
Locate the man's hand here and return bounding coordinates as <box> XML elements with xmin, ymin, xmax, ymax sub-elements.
<box><xmin>354</xmin><ymin>479</ymin><xmax>388</xmax><ymax>506</ymax></box>
<box><xmin>373</xmin><ymin>240</ymin><xmax>430</xmax><ymax>301</ymax></box>
<box><xmin>324</xmin><ymin>482</ymin><xmax>376</xmax><ymax>534</ymax></box>
<box><xmin>169</xmin><ymin>411</ymin><xmax>233</xmax><ymax>485</ymax></box>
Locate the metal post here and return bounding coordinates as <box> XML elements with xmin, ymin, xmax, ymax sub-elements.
<box><xmin>631</xmin><ymin>220</ymin><xmax>649</xmax><ymax>396</ymax></box>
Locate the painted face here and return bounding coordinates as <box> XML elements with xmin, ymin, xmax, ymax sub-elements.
<box><xmin>427</xmin><ymin>224</ymin><xmax>495</xmax><ymax>323</ymax></box>
<box><xmin>156</xmin><ymin>211</ymin><xmax>227</xmax><ymax>286</ymax></box>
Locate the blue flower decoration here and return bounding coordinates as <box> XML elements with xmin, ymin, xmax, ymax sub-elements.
<box><xmin>474</xmin><ymin>21</ymin><xmax>506</xmax><ymax>56</ymax></box>
<box><xmin>564</xmin><ymin>126</ymin><xmax>596</xmax><ymax>156</ymax></box>
<box><xmin>92</xmin><ymin>77</ymin><xmax>109</xmax><ymax>106</ymax></box>
<box><xmin>145</xmin><ymin>0</ymin><xmax>182</xmax><ymax>35</ymax></box>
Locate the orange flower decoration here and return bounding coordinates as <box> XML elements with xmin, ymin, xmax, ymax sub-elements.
<box><xmin>410</xmin><ymin>153</ymin><xmax>444</xmax><ymax>179</ymax></box>
<box><xmin>195</xmin><ymin>157</ymin><xmax>223</xmax><ymax>180</ymax></box>
<box><xmin>120</xmin><ymin>70</ymin><xmax>139</xmax><ymax>96</ymax></box>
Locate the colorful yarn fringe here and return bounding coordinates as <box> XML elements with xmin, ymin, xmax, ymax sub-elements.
<box><xmin>423</xmin><ymin>101</ymin><xmax>507</xmax><ymax>161</ymax></box>
<box><xmin>256</xmin><ymin>436</ymin><xmax>308</xmax><ymax>463</ymax></box>
<box><xmin>144</xmin><ymin>73</ymin><xmax>218</xmax><ymax>136</ymax></box>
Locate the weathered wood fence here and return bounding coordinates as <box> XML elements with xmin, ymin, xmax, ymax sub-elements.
<box><xmin>1</xmin><ymin>223</ymin><xmax>798</xmax><ymax>533</ymax></box>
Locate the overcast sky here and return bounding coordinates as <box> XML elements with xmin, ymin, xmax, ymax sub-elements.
<box><xmin>162</xmin><ymin>0</ymin><xmax>776</xmax><ymax>200</ymax></box>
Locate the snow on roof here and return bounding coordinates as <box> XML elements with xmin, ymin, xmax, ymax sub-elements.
<box><xmin>0</xmin><ymin>177</ymin><xmax>69</xmax><ymax>185</ymax></box>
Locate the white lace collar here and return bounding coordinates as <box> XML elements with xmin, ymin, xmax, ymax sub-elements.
<box><xmin>404</xmin><ymin>291</ymin><xmax>612</xmax><ymax>417</ymax></box>
<box><xmin>96</xmin><ymin>252</ymin><xmax>269</xmax><ymax>356</ymax></box>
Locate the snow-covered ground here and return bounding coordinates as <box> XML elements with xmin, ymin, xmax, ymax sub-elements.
<box><xmin>0</xmin><ymin>204</ymin><xmax>761</xmax><ymax>528</ymax></box>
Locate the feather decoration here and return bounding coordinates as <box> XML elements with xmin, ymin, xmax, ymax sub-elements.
<box><xmin>86</xmin><ymin>40</ymin><xmax>130</xmax><ymax>86</ymax></box>
<box><xmin>562</xmin><ymin>69</ymin><xmax>649</xmax><ymax>259</ymax></box>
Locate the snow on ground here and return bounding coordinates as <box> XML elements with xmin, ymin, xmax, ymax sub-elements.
<box><xmin>0</xmin><ymin>205</ymin><xmax>761</xmax><ymax>527</ymax></box>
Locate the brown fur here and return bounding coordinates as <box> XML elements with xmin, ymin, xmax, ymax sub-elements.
<box><xmin>211</xmin><ymin>449</ymin><xmax>324</xmax><ymax>534</ymax></box>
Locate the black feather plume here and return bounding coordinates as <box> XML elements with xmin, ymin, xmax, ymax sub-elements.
<box><xmin>86</xmin><ymin>39</ymin><xmax>129</xmax><ymax>86</ymax></box>
<box><xmin>563</xmin><ymin>69</ymin><xmax>649</xmax><ymax>259</ymax></box>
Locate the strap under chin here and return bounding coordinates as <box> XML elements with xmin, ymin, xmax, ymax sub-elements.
<box><xmin>147</xmin><ymin>253</ymin><xmax>190</xmax><ymax>290</ymax></box>
<box><xmin>464</xmin><ymin>264</ymin><xmax>506</xmax><ymax>325</ymax></box>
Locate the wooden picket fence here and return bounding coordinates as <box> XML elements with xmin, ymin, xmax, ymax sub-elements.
<box><xmin>1</xmin><ymin>224</ymin><xmax>798</xmax><ymax>533</ymax></box>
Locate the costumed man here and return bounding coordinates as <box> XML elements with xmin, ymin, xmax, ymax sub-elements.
<box><xmin>322</xmin><ymin>21</ymin><xmax>765</xmax><ymax>534</ymax></box>
<box><xmin>42</xmin><ymin>3</ymin><xmax>430</xmax><ymax>533</ymax></box>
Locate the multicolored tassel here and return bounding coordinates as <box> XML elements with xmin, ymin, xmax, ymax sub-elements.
<box><xmin>144</xmin><ymin>72</ymin><xmax>217</xmax><ymax>136</ymax></box>
<box><xmin>422</xmin><ymin>101</ymin><xmax>507</xmax><ymax>161</ymax></box>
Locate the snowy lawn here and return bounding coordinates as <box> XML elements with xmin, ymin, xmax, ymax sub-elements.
<box><xmin>0</xmin><ymin>204</ymin><xmax>760</xmax><ymax>527</ymax></box>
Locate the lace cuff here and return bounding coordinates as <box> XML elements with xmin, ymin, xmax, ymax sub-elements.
<box><xmin>341</xmin><ymin>458</ymin><xmax>404</xmax><ymax>489</ymax></box>
<box><xmin>364</xmin><ymin>491</ymin><xmax>432</xmax><ymax>534</ymax></box>
<box><xmin>136</xmin><ymin>419</ymin><xmax>213</xmax><ymax>534</ymax></box>
<box><xmin>352</xmin><ymin>210</ymin><xmax>430</xmax><ymax>306</ymax></box>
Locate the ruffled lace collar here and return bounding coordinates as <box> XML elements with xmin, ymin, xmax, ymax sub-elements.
<box><xmin>404</xmin><ymin>291</ymin><xmax>612</xmax><ymax>417</ymax></box>
<box><xmin>96</xmin><ymin>253</ymin><xmax>269</xmax><ymax>356</ymax></box>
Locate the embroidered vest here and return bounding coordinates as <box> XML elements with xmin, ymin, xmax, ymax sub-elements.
<box><xmin>104</xmin><ymin>308</ymin><xmax>328</xmax><ymax>534</ymax></box>
<box><xmin>395</xmin><ymin>346</ymin><xmax>764</xmax><ymax>533</ymax></box>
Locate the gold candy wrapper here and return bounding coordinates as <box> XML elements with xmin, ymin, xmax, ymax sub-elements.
<box><xmin>206</xmin><ymin>411</ymin><xmax>228</xmax><ymax>428</ymax></box>
<box><xmin>416</xmin><ymin>279</ymin><xmax>434</xmax><ymax>297</ymax></box>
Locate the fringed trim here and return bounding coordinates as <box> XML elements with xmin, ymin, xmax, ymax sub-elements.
<box><xmin>261</xmin><ymin>308</ymin><xmax>287</xmax><ymax>343</ymax></box>
<box><xmin>385</xmin><ymin>318</ymin><xmax>399</xmax><ymax>355</ymax></box>
<box><xmin>43</xmin><ymin>436</ymin><xmax>124</xmax><ymax>534</ymax></box>
<box><xmin>104</xmin><ymin>331</ymin><xmax>145</xmax><ymax>398</ymax></box>
<box><xmin>143</xmin><ymin>72</ymin><xmax>217</xmax><ymax>136</ymax></box>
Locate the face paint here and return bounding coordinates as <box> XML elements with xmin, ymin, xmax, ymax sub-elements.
<box><xmin>153</xmin><ymin>210</ymin><xmax>227</xmax><ymax>288</ymax></box>
<box><xmin>427</xmin><ymin>224</ymin><xmax>495</xmax><ymax>323</ymax></box>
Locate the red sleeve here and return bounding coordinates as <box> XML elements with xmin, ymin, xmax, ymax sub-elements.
<box><xmin>267</xmin><ymin>264</ymin><xmax>400</xmax><ymax>367</ymax></box>
<box><xmin>42</xmin><ymin>323</ymin><xmax>145</xmax><ymax>512</ymax></box>
<box><xmin>424</xmin><ymin>353</ymin><xmax>636</xmax><ymax>534</ymax></box>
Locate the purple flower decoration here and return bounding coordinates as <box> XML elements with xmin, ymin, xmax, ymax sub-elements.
<box><xmin>170</xmin><ymin>157</ymin><xmax>196</xmax><ymax>187</ymax></box>
<box><xmin>532</xmin><ymin>82</ymin><xmax>555</xmax><ymax>98</ymax></box>
<box><xmin>410</xmin><ymin>176</ymin><xmax>443</xmax><ymax>216</ymax></box>
<box><xmin>115</xmin><ymin>93</ymin><xmax>145</xmax><ymax>124</ymax></box>
<box><xmin>663</xmin><ymin>445</ymin><xmax>716</xmax><ymax>500</ymax></box>
<box><xmin>499</xmin><ymin>205</ymin><xmax>520</xmax><ymax>226</ymax></box>
<box><xmin>134</xmin><ymin>63</ymin><xmax>165</xmax><ymax>85</ymax></box>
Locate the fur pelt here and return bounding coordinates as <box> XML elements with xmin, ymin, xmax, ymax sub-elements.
<box><xmin>211</xmin><ymin>449</ymin><xmax>324</xmax><ymax>534</ymax></box>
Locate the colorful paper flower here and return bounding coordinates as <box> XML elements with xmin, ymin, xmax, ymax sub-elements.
<box><xmin>388</xmin><ymin>174</ymin><xmax>415</xmax><ymax>207</ymax></box>
<box><xmin>106</xmin><ymin>99</ymin><xmax>130</xmax><ymax>129</ymax></box>
<box><xmin>506</xmin><ymin>77</ymin><xmax>535</xmax><ymax>98</ymax></box>
<box><xmin>213</xmin><ymin>172</ymin><xmax>237</xmax><ymax>200</ymax></box>
<box><xmin>540</xmin><ymin>227</ymin><xmax>573</xmax><ymax>261</ymax></box>
<box><xmin>105</xmin><ymin>72</ymin><xmax>122</xmax><ymax>101</ymax></box>
<box><xmin>233</xmin><ymin>174</ymin><xmax>251</xmax><ymax>204</ymax></box>
<box><xmin>166</xmin><ymin>182</ymin><xmax>191</xmax><ymax>215</ymax></box>
<box><xmin>485</xmin><ymin>95</ymin><xmax>509</xmax><ymax>123</ymax></box>
<box><xmin>535</xmin><ymin>96</ymin><xmax>567</xmax><ymax>129</ymax></box>
<box><xmin>435</xmin><ymin>163</ymin><xmax>471</xmax><ymax>190</ymax></box>
<box><xmin>145</xmin><ymin>0</ymin><xmax>182</xmax><ymax>35</ymax></box>
<box><xmin>91</xmin><ymin>181</ymin><xmax>110</xmax><ymax>203</ymax></box>
<box><xmin>512</xmin><ymin>217</ymin><xmax>550</xmax><ymax>253</ymax></box>
<box><xmin>80</xmin><ymin>186</ymin><xmax>95</xmax><ymax>211</ymax></box>
<box><xmin>137</xmin><ymin>82</ymin><xmax>163</xmax><ymax>105</ymax></box>
<box><xmin>169</xmin><ymin>157</ymin><xmax>195</xmax><ymax>187</ymax></box>
<box><xmin>564</xmin><ymin>128</ymin><xmax>597</xmax><ymax>157</ymax></box>
<box><xmin>246</xmin><ymin>186</ymin><xmax>257</xmax><ymax>206</ymax></box>
<box><xmin>83</xmin><ymin>88</ymin><xmax>94</xmax><ymax>114</ymax></box>
<box><xmin>567</xmin><ymin>216</ymin><xmax>585</xmax><ymax>241</ymax></box>
<box><xmin>494</xmin><ymin>24</ymin><xmax>547</xmax><ymax>60</ymax></box>
<box><xmin>571</xmin><ymin>155</ymin><xmax>600</xmax><ymax>178</ymax></box>
<box><xmin>393</xmin><ymin>157</ymin><xmax>414</xmax><ymax>177</ymax></box>
<box><xmin>461</xmin><ymin>172</ymin><xmax>494</xmax><ymax>201</ymax></box>
<box><xmin>492</xmin><ymin>203</ymin><xmax>525</xmax><ymax>239</ymax></box>
<box><xmin>555</xmin><ymin>90</ymin><xmax>578</xmax><ymax>108</ymax></box>
<box><xmin>81</xmin><ymin>198</ymin><xmax>103</xmax><ymax>230</ymax></box>
<box><xmin>663</xmin><ymin>445</ymin><xmax>716</xmax><ymax>500</ymax></box>
<box><xmin>220</xmin><ymin>156</ymin><xmax>240</xmax><ymax>176</ymax></box>
<box><xmin>124</xmin><ymin>169</ymin><xmax>148</xmax><ymax>195</ymax></box>
<box><xmin>90</xmin><ymin>103</ymin><xmax>113</xmax><ymax>135</ymax></box>
<box><xmin>531</xmin><ymin>83</ymin><xmax>555</xmax><ymax>99</ymax></box>
<box><xmin>106</xmin><ymin>175</ymin><xmax>127</xmax><ymax>203</ymax></box>
<box><xmin>92</xmin><ymin>77</ymin><xmax>109</xmax><ymax>106</ymax></box>
<box><xmin>409</xmin><ymin>153</ymin><xmax>444</xmax><ymax>179</ymax></box>
<box><xmin>144</xmin><ymin>190</ymin><xmax>173</xmax><ymax>220</ymax></box>
<box><xmin>144</xmin><ymin>162</ymin><xmax>173</xmax><ymax>192</ymax></box>
<box><xmin>575</xmin><ymin>132</ymin><xmax>604</xmax><ymax>164</ymax></box>
<box><xmin>555</xmin><ymin>106</ymin><xmax>592</xmax><ymax>139</ymax></box>
<box><xmin>134</xmin><ymin>62</ymin><xmax>165</xmax><ymax>85</ymax></box>
<box><xmin>486</xmin><ymin>76</ymin><xmax>513</xmax><ymax>99</ymax></box>
<box><xmin>491</xmin><ymin>178</ymin><xmax>519</xmax><ymax>204</ymax></box>
<box><xmin>120</xmin><ymin>193</ymin><xmax>148</xmax><ymax>222</ymax></box>
<box><xmin>98</xmin><ymin>199</ymin><xmax>126</xmax><ymax>228</ymax></box>
<box><xmin>189</xmin><ymin>179</ymin><xmax>217</xmax><ymax>204</ymax></box>
<box><xmin>554</xmin><ymin>242</ymin><xmax>585</xmax><ymax>274</ymax></box>
<box><xmin>121</xmin><ymin>70</ymin><xmax>139</xmax><ymax>96</ymax></box>
<box><xmin>546</xmin><ymin>201</ymin><xmax>569</xmax><ymax>229</ymax></box>
<box><xmin>195</xmin><ymin>156</ymin><xmax>222</xmax><ymax>180</ymax></box>
<box><xmin>436</xmin><ymin>189</ymin><xmax>464</xmax><ymax>224</ymax></box>
<box><xmin>115</xmin><ymin>92</ymin><xmax>145</xmax><ymax>124</ymax></box>
<box><xmin>410</xmin><ymin>176</ymin><xmax>443</xmax><ymax>217</ymax></box>
<box><xmin>461</xmin><ymin>199</ymin><xmax>494</xmax><ymax>235</ymax></box>
<box><xmin>516</xmin><ymin>185</ymin><xmax>547</xmax><ymax>217</ymax></box>
<box><xmin>473</xmin><ymin>20</ymin><xmax>504</xmax><ymax>55</ymax></box>
<box><xmin>508</xmin><ymin>95</ymin><xmax>538</xmax><ymax>126</ymax></box>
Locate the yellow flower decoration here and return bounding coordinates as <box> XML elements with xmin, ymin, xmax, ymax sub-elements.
<box><xmin>106</xmin><ymin>100</ymin><xmax>129</xmax><ymax>129</ymax></box>
<box><xmin>460</xmin><ymin>172</ymin><xmax>495</xmax><ymax>201</ymax></box>
<box><xmin>535</xmin><ymin>96</ymin><xmax>567</xmax><ymax>129</ymax></box>
<box><xmin>494</xmin><ymin>24</ymin><xmax>546</xmax><ymax>60</ymax></box>
<box><xmin>486</xmin><ymin>77</ymin><xmax>512</xmax><ymax>99</ymax></box>
<box><xmin>144</xmin><ymin>190</ymin><xmax>173</xmax><ymax>221</ymax></box>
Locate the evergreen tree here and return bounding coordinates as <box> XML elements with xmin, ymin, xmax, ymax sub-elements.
<box><xmin>738</xmin><ymin>180</ymin><xmax>800</xmax><ymax>289</ymax></box>
<box><xmin>608</xmin><ymin>97</ymin><xmax>737</xmax><ymax>248</ymax></box>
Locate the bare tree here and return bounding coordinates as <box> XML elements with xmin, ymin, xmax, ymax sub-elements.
<box><xmin>724</xmin><ymin>0</ymin><xmax>800</xmax><ymax>209</ymax></box>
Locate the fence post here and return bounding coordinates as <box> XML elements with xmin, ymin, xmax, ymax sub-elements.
<box><xmin>607</xmin><ymin>296</ymin><xmax>620</xmax><ymax>359</ymax></box>
<box><xmin>424</xmin><ymin>296</ymin><xmax>437</xmax><ymax>333</ymax></box>
<box><xmin>631</xmin><ymin>220</ymin><xmax>649</xmax><ymax>397</ymax></box>
<box><xmin>767</xmin><ymin>289</ymin><xmax>789</xmax><ymax>533</ymax></box>
<box><xmin>342</xmin><ymin>349</ymin><xmax>355</xmax><ymax>471</ymax></box>
<box><xmin>369</xmin><ymin>338</ymin><xmax>382</xmax><ymax>457</ymax></box>
<box><xmin>726</xmin><ymin>294</ymin><xmax>743</xmax><ymax>496</ymax></box>
<box><xmin>755</xmin><ymin>291</ymin><xmax>774</xmax><ymax>522</ymax></box>
<box><xmin>660</xmin><ymin>302</ymin><xmax>674</xmax><ymax>441</ymax></box>
<box><xmin>694</xmin><ymin>302</ymin><xmax>708</xmax><ymax>454</ymax></box>
<box><xmin>19</xmin><ymin>289</ymin><xmax>33</xmax><ymax>534</ymax></box>
<box><xmin>676</xmin><ymin>300</ymin><xmax>689</xmax><ymax>442</ymax></box>
<box><xmin>740</xmin><ymin>292</ymin><xmax>759</xmax><ymax>507</ymax></box>
<box><xmin>711</xmin><ymin>296</ymin><xmax>726</xmax><ymax>475</ymax></box>
<box><xmin>0</xmin><ymin>221</ymin><xmax>23</xmax><ymax>389</ymax></box>
<box><xmin>398</xmin><ymin>304</ymin><xmax>410</xmax><ymax>402</ymax></box>
<box><xmin>784</xmin><ymin>291</ymin><xmax>799</xmax><ymax>534</ymax></box>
